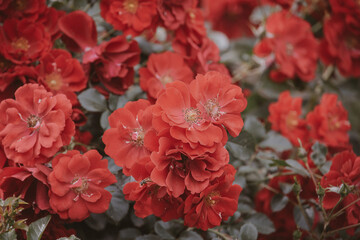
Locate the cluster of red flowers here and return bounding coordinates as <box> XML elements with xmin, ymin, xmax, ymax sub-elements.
<box><xmin>255</xmin><ymin>90</ymin><xmax>357</xmax><ymax>239</ymax></box>
<box><xmin>104</xmin><ymin>71</ymin><xmax>246</xmax><ymax>230</ymax></box>
<box><xmin>268</xmin><ymin>91</ymin><xmax>351</xmax><ymax>150</ymax></box>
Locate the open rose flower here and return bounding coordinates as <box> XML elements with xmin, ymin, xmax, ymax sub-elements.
<box><xmin>100</xmin><ymin>0</ymin><xmax>158</xmax><ymax>37</ymax></box>
<box><xmin>0</xmin><ymin>18</ymin><xmax>51</xmax><ymax>64</ymax></box>
<box><xmin>268</xmin><ymin>91</ymin><xmax>309</xmax><ymax>146</ymax></box>
<box><xmin>183</xmin><ymin>165</ymin><xmax>242</xmax><ymax>230</ymax></box>
<box><xmin>48</xmin><ymin>150</ymin><xmax>117</xmax><ymax>221</ymax></box>
<box><xmin>0</xmin><ymin>84</ymin><xmax>75</xmax><ymax>166</ymax></box>
<box><xmin>139</xmin><ymin>51</ymin><xmax>193</xmax><ymax>101</ymax></box>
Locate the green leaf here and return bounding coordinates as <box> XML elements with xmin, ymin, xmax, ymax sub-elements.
<box><xmin>270</xmin><ymin>194</ymin><xmax>289</xmax><ymax>212</ymax></box>
<box><xmin>259</xmin><ymin>131</ymin><xmax>292</xmax><ymax>152</ymax></box>
<box><xmin>106</xmin><ymin>186</ymin><xmax>129</xmax><ymax>224</ymax></box>
<box><xmin>56</xmin><ymin>235</ymin><xmax>80</xmax><ymax>240</ymax></box>
<box><xmin>154</xmin><ymin>221</ymin><xmax>183</xmax><ymax>240</ymax></box>
<box><xmin>244</xmin><ymin>116</ymin><xmax>266</xmax><ymax>142</ymax></box>
<box><xmin>135</xmin><ymin>235</ymin><xmax>159</xmax><ymax>240</ymax></box>
<box><xmin>0</xmin><ymin>229</ymin><xmax>17</xmax><ymax>240</ymax></box>
<box><xmin>247</xmin><ymin>213</ymin><xmax>275</xmax><ymax>235</ymax></box>
<box><xmin>100</xmin><ymin>110</ymin><xmax>111</xmax><ymax>130</ymax></box>
<box><xmin>117</xmin><ymin>228</ymin><xmax>142</xmax><ymax>240</ymax></box>
<box><xmin>285</xmin><ymin>159</ymin><xmax>310</xmax><ymax>177</ymax></box>
<box><xmin>293</xmin><ymin>205</ymin><xmax>314</xmax><ymax>231</ymax></box>
<box><xmin>310</xmin><ymin>142</ymin><xmax>329</xmax><ymax>174</ymax></box>
<box><xmin>239</xmin><ymin>223</ymin><xmax>258</xmax><ymax>240</ymax></box>
<box><xmin>78</xmin><ymin>88</ymin><xmax>107</xmax><ymax>112</ymax></box>
<box><xmin>26</xmin><ymin>215</ymin><xmax>51</xmax><ymax>240</ymax></box>
<box><xmin>227</xmin><ymin>130</ymin><xmax>256</xmax><ymax>162</ymax></box>
<box><xmin>279</xmin><ymin>182</ymin><xmax>294</xmax><ymax>195</ymax></box>
<box><xmin>85</xmin><ymin>213</ymin><xmax>107</xmax><ymax>231</ymax></box>
<box><xmin>178</xmin><ymin>231</ymin><xmax>202</xmax><ymax>240</ymax></box>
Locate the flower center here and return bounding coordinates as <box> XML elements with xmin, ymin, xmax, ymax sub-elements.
<box><xmin>205</xmin><ymin>191</ymin><xmax>220</xmax><ymax>206</ymax></box>
<box><xmin>285</xmin><ymin>111</ymin><xmax>299</xmax><ymax>129</ymax></box>
<box><xmin>160</xmin><ymin>75</ymin><xmax>173</xmax><ymax>86</ymax></box>
<box><xmin>27</xmin><ymin>115</ymin><xmax>41</xmax><ymax>130</ymax></box>
<box><xmin>204</xmin><ymin>98</ymin><xmax>222</xmax><ymax>120</ymax></box>
<box><xmin>71</xmin><ymin>177</ymin><xmax>89</xmax><ymax>194</ymax></box>
<box><xmin>45</xmin><ymin>72</ymin><xmax>63</xmax><ymax>91</ymax></box>
<box><xmin>286</xmin><ymin>43</ymin><xmax>294</xmax><ymax>56</ymax></box>
<box><xmin>130</xmin><ymin>128</ymin><xmax>145</xmax><ymax>146</ymax></box>
<box><xmin>14</xmin><ymin>0</ymin><xmax>26</xmax><ymax>10</ymax></box>
<box><xmin>123</xmin><ymin>0</ymin><xmax>138</xmax><ymax>14</ymax></box>
<box><xmin>184</xmin><ymin>108</ymin><xmax>202</xmax><ymax>126</ymax></box>
<box><xmin>11</xmin><ymin>37</ymin><xmax>30</xmax><ymax>51</ymax></box>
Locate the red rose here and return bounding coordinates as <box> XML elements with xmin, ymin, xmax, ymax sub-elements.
<box><xmin>306</xmin><ymin>94</ymin><xmax>350</xmax><ymax>148</ymax></box>
<box><xmin>254</xmin><ymin>10</ymin><xmax>318</xmax><ymax>82</ymax></box>
<box><xmin>103</xmin><ymin>99</ymin><xmax>154</xmax><ymax>180</ymax></box>
<box><xmin>37</xmin><ymin>7</ymin><xmax>66</xmax><ymax>41</ymax></box>
<box><xmin>183</xmin><ymin>165</ymin><xmax>242</xmax><ymax>230</ymax></box>
<box><xmin>36</xmin><ymin>49</ymin><xmax>87</xmax><ymax>105</ymax></box>
<box><xmin>150</xmin><ymin>136</ymin><xmax>229</xmax><ymax>197</ymax></box>
<box><xmin>0</xmin><ymin>164</ymin><xmax>51</xmax><ymax>211</ymax></box>
<box><xmin>85</xmin><ymin>36</ymin><xmax>140</xmax><ymax>95</ymax></box>
<box><xmin>157</xmin><ymin>0</ymin><xmax>194</xmax><ymax>30</ymax></box>
<box><xmin>48</xmin><ymin>150</ymin><xmax>117</xmax><ymax>221</ymax></box>
<box><xmin>124</xmin><ymin>181</ymin><xmax>184</xmax><ymax>221</ymax></box>
<box><xmin>1</xmin><ymin>0</ymin><xmax>46</xmax><ymax>21</ymax></box>
<box><xmin>0</xmin><ymin>84</ymin><xmax>75</xmax><ymax>166</ymax></box>
<box><xmin>190</xmin><ymin>71</ymin><xmax>247</xmax><ymax>137</ymax></box>
<box><xmin>202</xmin><ymin>0</ymin><xmax>257</xmax><ymax>39</ymax></box>
<box><xmin>100</xmin><ymin>0</ymin><xmax>158</xmax><ymax>37</ymax></box>
<box><xmin>0</xmin><ymin>18</ymin><xmax>51</xmax><ymax>64</ymax></box>
<box><xmin>58</xmin><ymin>10</ymin><xmax>98</xmax><ymax>52</ymax></box>
<box><xmin>139</xmin><ymin>51</ymin><xmax>193</xmax><ymax>101</ymax></box>
<box><xmin>319</xmin><ymin>1</ymin><xmax>360</xmax><ymax>77</ymax></box>
<box><xmin>268</xmin><ymin>91</ymin><xmax>309</xmax><ymax>146</ymax></box>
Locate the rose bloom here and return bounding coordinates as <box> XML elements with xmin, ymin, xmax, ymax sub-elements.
<box><xmin>321</xmin><ymin>151</ymin><xmax>360</xmax><ymax>227</ymax></box>
<box><xmin>0</xmin><ymin>18</ymin><xmax>51</xmax><ymax>64</ymax></box>
<box><xmin>58</xmin><ymin>10</ymin><xmax>98</xmax><ymax>52</ymax></box>
<box><xmin>85</xmin><ymin>35</ymin><xmax>140</xmax><ymax>95</ymax></box>
<box><xmin>37</xmin><ymin>7</ymin><xmax>66</xmax><ymax>42</ymax></box>
<box><xmin>183</xmin><ymin>165</ymin><xmax>242</xmax><ymax>231</ymax></box>
<box><xmin>48</xmin><ymin>150</ymin><xmax>117</xmax><ymax>221</ymax></box>
<box><xmin>157</xmin><ymin>0</ymin><xmax>194</xmax><ymax>30</ymax></box>
<box><xmin>319</xmin><ymin>0</ymin><xmax>360</xmax><ymax>77</ymax></box>
<box><xmin>0</xmin><ymin>164</ymin><xmax>51</xmax><ymax>211</ymax></box>
<box><xmin>100</xmin><ymin>0</ymin><xmax>158</xmax><ymax>37</ymax></box>
<box><xmin>139</xmin><ymin>51</ymin><xmax>193</xmax><ymax>101</ymax></box>
<box><xmin>150</xmin><ymin>136</ymin><xmax>229</xmax><ymax>197</ymax></box>
<box><xmin>124</xmin><ymin>180</ymin><xmax>184</xmax><ymax>222</ymax></box>
<box><xmin>268</xmin><ymin>91</ymin><xmax>308</xmax><ymax>147</ymax></box>
<box><xmin>306</xmin><ymin>94</ymin><xmax>350</xmax><ymax>148</ymax></box>
<box><xmin>36</xmin><ymin>49</ymin><xmax>87</xmax><ymax>105</ymax></box>
<box><xmin>254</xmin><ymin>10</ymin><xmax>318</xmax><ymax>82</ymax></box>
<box><xmin>103</xmin><ymin>99</ymin><xmax>154</xmax><ymax>180</ymax></box>
<box><xmin>202</xmin><ymin>0</ymin><xmax>257</xmax><ymax>39</ymax></box>
<box><xmin>0</xmin><ymin>84</ymin><xmax>75</xmax><ymax>166</ymax></box>
<box><xmin>0</xmin><ymin>0</ymin><xmax>46</xmax><ymax>21</ymax></box>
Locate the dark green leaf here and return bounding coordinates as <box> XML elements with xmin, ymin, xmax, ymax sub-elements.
<box><xmin>100</xmin><ymin>110</ymin><xmax>111</xmax><ymax>130</ymax></box>
<box><xmin>178</xmin><ymin>231</ymin><xmax>202</xmax><ymax>240</ymax></box>
<box><xmin>244</xmin><ymin>116</ymin><xmax>266</xmax><ymax>142</ymax></box>
<box><xmin>117</xmin><ymin>228</ymin><xmax>142</xmax><ymax>240</ymax></box>
<box><xmin>270</xmin><ymin>194</ymin><xmax>289</xmax><ymax>212</ymax></box>
<box><xmin>26</xmin><ymin>215</ymin><xmax>51</xmax><ymax>240</ymax></box>
<box><xmin>285</xmin><ymin>159</ymin><xmax>310</xmax><ymax>177</ymax></box>
<box><xmin>227</xmin><ymin>131</ymin><xmax>256</xmax><ymax>161</ymax></box>
<box><xmin>135</xmin><ymin>235</ymin><xmax>159</xmax><ymax>240</ymax></box>
<box><xmin>106</xmin><ymin>186</ymin><xmax>129</xmax><ymax>224</ymax></box>
<box><xmin>293</xmin><ymin>205</ymin><xmax>314</xmax><ymax>231</ymax></box>
<box><xmin>247</xmin><ymin>213</ymin><xmax>275</xmax><ymax>234</ymax></box>
<box><xmin>0</xmin><ymin>229</ymin><xmax>17</xmax><ymax>240</ymax></box>
<box><xmin>259</xmin><ymin>131</ymin><xmax>292</xmax><ymax>152</ymax></box>
<box><xmin>279</xmin><ymin>182</ymin><xmax>294</xmax><ymax>195</ymax></box>
<box><xmin>56</xmin><ymin>235</ymin><xmax>80</xmax><ymax>240</ymax></box>
<box><xmin>154</xmin><ymin>221</ymin><xmax>183</xmax><ymax>240</ymax></box>
<box><xmin>85</xmin><ymin>213</ymin><xmax>107</xmax><ymax>231</ymax></box>
<box><xmin>239</xmin><ymin>223</ymin><xmax>258</xmax><ymax>240</ymax></box>
<box><xmin>78</xmin><ymin>88</ymin><xmax>107</xmax><ymax>112</ymax></box>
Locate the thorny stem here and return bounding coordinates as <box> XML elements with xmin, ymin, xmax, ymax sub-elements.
<box><xmin>320</xmin><ymin>197</ymin><xmax>343</xmax><ymax>239</ymax></box>
<box><xmin>98</xmin><ymin>28</ymin><xmax>116</xmax><ymax>42</ymax></box>
<box><xmin>330</xmin><ymin>197</ymin><xmax>360</xmax><ymax>220</ymax></box>
<box><xmin>261</xmin><ymin>184</ymin><xmax>298</xmax><ymax>206</ymax></box>
<box><xmin>321</xmin><ymin>65</ymin><xmax>334</xmax><ymax>82</ymax></box>
<box><xmin>207</xmin><ymin>228</ymin><xmax>232</xmax><ymax>240</ymax></box>
<box><xmin>295</xmin><ymin>194</ymin><xmax>317</xmax><ymax>239</ymax></box>
<box><xmin>325</xmin><ymin>222</ymin><xmax>360</xmax><ymax>236</ymax></box>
